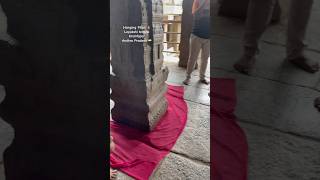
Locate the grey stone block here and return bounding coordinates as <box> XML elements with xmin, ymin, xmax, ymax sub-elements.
<box><xmin>241</xmin><ymin>122</ymin><xmax>320</xmax><ymax>180</ymax></box>
<box><xmin>212</xmin><ymin>69</ymin><xmax>320</xmax><ymax>139</ymax></box>
<box><xmin>152</xmin><ymin>153</ymin><xmax>210</xmax><ymax>180</ymax></box>
<box><xmin>172</xmin><ymin>101</ymin><xmax>210</xmax><ymax>163</ymax></box>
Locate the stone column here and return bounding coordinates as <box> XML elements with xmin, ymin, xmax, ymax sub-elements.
<box><xmin>110</xmin><ymin>0</ymin><xmax>169</xmax><ymax>131</ymax></box>
<box><xmin>178</xmin><ymin>0</ymin><xmax>193</xmax><ymax>68</ymax></box>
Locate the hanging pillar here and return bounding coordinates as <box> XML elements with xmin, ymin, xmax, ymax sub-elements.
<box><xmin>110</xmin><ymin>0</ymin><xmax>169</xmax><ymax>131</ymax></box>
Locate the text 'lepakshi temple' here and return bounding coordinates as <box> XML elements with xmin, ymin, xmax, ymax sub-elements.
<box><xmin>110</xmin><ymin>0</ymin><xmax>169</xmax><ymax>131</ymax></box>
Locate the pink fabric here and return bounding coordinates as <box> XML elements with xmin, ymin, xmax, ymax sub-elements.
<box><xmin>211</xmin><ymin>78</ymin><xmax>248</xmax><ymax>180</ymax></box>
<box><xmin>110</xmin><ymin>85</ymin><xmax>188</xmax><ymax>180</ymax></box>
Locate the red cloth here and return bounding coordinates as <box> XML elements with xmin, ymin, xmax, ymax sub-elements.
<box><xmin>211</xmin><ymin>78</ymin><xmax>248</xmax><ymax>180</ymax></box>
<box><xmin>110</xmin><ymin>85</ymin><xmax>188</xmax><ymax>180</ymax></box>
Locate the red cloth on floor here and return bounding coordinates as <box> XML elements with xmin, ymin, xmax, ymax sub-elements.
<box><xmin>211</xmin><ymin>78</ymin><xmax>248</xmax><ymax>180</ymax></box>
<box><xmin>110</xmin><ymin>85</ymin><xmax>188</xmax><ymax>180</ymax></box>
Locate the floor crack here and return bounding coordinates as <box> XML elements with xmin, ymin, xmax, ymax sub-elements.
<box><xmin>212</xmin><ymin>33</ymin><xmax>320</xmax><ymax>54</ymax></box>
<box><xmin>238</xmin><ymin>118</ymin><xmax>320</xmax><ymax>143</ymax></box>
<box><xmin>212</xmin><ymin>67</ymin><xmax>320</xmax><ymax>93</ymax></box>
<box><xmin>170</xmin><ymin>150</ymin><xmax>210</xmax><ymax>166</ymax></box>
<box><xmin>184</xmin><ymin>99</ymin><xmax>210</xmax><ymax>107</ymax></box>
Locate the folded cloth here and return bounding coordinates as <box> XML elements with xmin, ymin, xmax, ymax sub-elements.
<box><xmin>110</xmin><ymin>85</ymin><xmax>188</xmax><ymax>180</ymax></box>
<box><xmin>211</xmin><ymin>78</ymin><xmax>248</xmax><ymax>180</ymax></box>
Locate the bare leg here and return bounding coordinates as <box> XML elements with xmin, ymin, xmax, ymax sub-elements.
<box><xmin>199</xmin><ymin>38</ymin><xmax>210</xmax><ymax>84</ymax></box>
<box><xmin>184</xmin><ymin>34</ymin><xmax>202</xmax><ymax>85</ymax></box>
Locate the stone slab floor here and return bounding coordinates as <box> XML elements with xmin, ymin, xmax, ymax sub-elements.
<box><xmin>212</xmin><ymin>0</ymin><xmax>320</xmax><ymax>179</ymax></box>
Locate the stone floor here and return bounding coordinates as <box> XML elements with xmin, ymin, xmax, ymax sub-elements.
<box><xmin>212</xmin><ymin>1</ymin><xmax>320</xmax><ymax>179</ymax></box>
<box><xmin>116</xmin><ymin>56</ymin><xmax>211</xmax><ymax>180</ymax></box>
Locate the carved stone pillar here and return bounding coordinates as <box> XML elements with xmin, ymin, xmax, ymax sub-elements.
<box><xmin>110</xmin><ymin>0</ymin><xmax>169</xmax><ymax>131</ymax></box>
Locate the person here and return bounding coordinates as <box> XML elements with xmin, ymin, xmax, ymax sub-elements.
<box><xmin>183</xmin><ymin>0</ymin><xmax>210</xmax><ymax>85</ymax></box>
<box><xmin>234</xmin><ymin>0</ymin><xmax>319</xmax><ymax>74</ymax></box>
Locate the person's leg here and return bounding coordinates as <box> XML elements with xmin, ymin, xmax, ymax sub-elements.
<box><xmin>244</xmin><ymin>0</ymin><xmax>277</xmax><ymax>53</ymax></box>
<box><xmin>199</xmin><ymin>38</ymin><xmax>210</xmax><ymax>84</ymax></box>
<box><xmin>286</xmin><ymin>0</ymin><xmax>319</xmax><ymax>73</ymax></box>
<box><xmin>234</xmin><ymin>0</ymin><xmax>277</xmax><ymax>74</ymax></box>
<box><xmin>184</xmin><ymin>34</ymin><xmax>202</xmax><ymax>85</ymax></box>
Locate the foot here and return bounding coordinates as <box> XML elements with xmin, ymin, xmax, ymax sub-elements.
<box><xmin>314</xmin><ymin>97</ymin><xmax>320</xmax><ymax>112</ymax></box>
<box><xmin>288</xmin><ymin>56</ymin><xmax>319</xmax><ymax>73</ymax></box>
<box><xmin>199</xmin><ymin>78</ymin><xmax>209</xmax><ymax>85</ymax></box>
<box><xmin>233</xmin><ymin>55</ymin><xmax>256</xmax><ymax>75</ymax></box>
<box><xmin>183</xmin><ymin>78</ymin><xmax>190</xmax><ymax>85</ymax></box>
<box><xmin>110</xmin><ymin>168</ymin><xmax>118</xmax><ymax>180</ymax></box>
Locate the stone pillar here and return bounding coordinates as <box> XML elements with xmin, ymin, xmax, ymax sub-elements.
<box><xmin>110</xmin><ymin>0</ymin><xmax>169</xmax><ymax>131</ymax></box>
<box><xmin>178</xmin><ymin>0</ymin><xmax>193</xmax><ymax>68</ymax></box>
